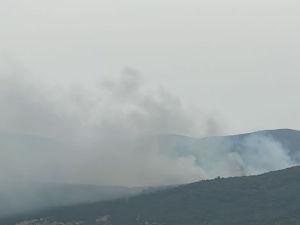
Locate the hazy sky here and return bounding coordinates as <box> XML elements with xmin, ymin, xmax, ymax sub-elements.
<box><xmin>1</xmin><ymin>0</ymin><xmax>300</xmax><ymax>135</ymax></box>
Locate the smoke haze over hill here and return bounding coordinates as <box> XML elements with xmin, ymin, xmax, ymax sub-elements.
<box><xmin>1</xmin><ymin>1</ymin><xmax>300</xmax><ymax>221</ymax></box>
<box><xmin>0</xmin><ymin>64</ymin><xmax>297</xmax><ymax>188</ymax></box>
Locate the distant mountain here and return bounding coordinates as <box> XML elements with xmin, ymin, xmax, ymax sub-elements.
<box><xmin>1</xmin><ymin>129</ymin><xmax>300</xmax><ymax>221</ymax></box>
<box><xmin>215</xmin><ymin>129</ymin><xmax>300</xmax><ymax>159</ymax></box>
<box><xmin>3</xmin><ymin>166</ymin><xmax>300</xmax><ymax>225</ymax></box>
<box><xmin>0</xmin><ymin>130</ymin><xmax>61</xmax><ymax>155</ymax></box>
<box><xmin>256</xmin><ymin>129</ymin><xmax>300</xmax><ymax>160</ymax></box>
<box><xmin>0</xmin><ymin>130</ymin><xmax>64</xmax><ymax>180</ymax></box>
<box><xmin>158</xmin><ymin>128</ymin><xmax>300</xmax><ymax>159</ymax></box>
<box><xmin>156</xmin><ymin>129</ymin><xmax>300</xmax><ymax>177</ymax></box>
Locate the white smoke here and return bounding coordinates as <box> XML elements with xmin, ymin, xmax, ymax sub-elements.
<box><xmin>0</xmin><ymin>62</ymin><xmax>296</xmax><ymax>188</ymax></box>
<box><xmin>189</xmin><ymin>134</ymin><xmax>294</xmax><ymax>179</ymax></box>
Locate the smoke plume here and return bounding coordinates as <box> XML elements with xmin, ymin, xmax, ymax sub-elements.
<box><xmin>0</xmin><ymin>61</ymin><xmax>297</xmax><ymax>216</ymax></box>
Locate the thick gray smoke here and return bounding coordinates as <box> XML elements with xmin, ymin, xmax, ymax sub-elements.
<box><xmin>0</xmin><ymin>65</ymin><xmax>222</xmax><ymax>186</ymax></box>
<box><xmin>0</xmin><ymin>62</ymin><xmax>297</xmax><ymax>183</ymax></box>
<box><xmin>0</xmin><ymin>65</ymin><xmax>296</xmax><ymax>186</ymax></box>
<box><xmin>0</xmin><ymin>62</ymin><xmax>297</xmax><ymax>217</ymax></box>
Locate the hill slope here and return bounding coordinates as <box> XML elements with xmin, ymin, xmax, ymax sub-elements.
<box><xmin>3</xmin><ymin>166</ymin><xmax>300</xmax><ymax>225</ymax></box>
<box><xmin>157</xmin><ymin>129</ymin><xmax>300</xmax><ymax>177</ymax></box>
<box><xmin>0</xmin><ymin>132</ymin><xmax>144</xmax><ymax>217</ymax></box>
<box><xmin>158</xmin><ymin>128</ymin><xmax>300</xmax><ymax>158</ymax></box>
<box><xmin>1</xmin><ymin>129</ymin><xmax>300</xmax><ymax>221</ymax></box>
<box><xmin>0</xmin><ymin>183</ymin><xmax>143</xmax><ymax>218</ymax></box>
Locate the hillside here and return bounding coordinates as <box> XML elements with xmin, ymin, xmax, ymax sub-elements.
<box><xmin>0</xmin><ymin>132</ymin><xmax>144</xmax><ymax>217</ymax></box>
<box><xmin>3</xmin><ymin>166</ymin><xmax>300</xmax><ymax>225</ymax></box>
<box><xmin>158</xmin><ymin>128</ymin><xmax>300</xmax><ymax>161</ymax></box>
<box><xmin>156</xmin><ymin>129</ymin><xmax>300</xmax><ymax>177</ymax></box>
<box><xmin>0</xmin><ymin>183</ymin><xmax>143</xmax><ymax>218</ymax></box>
<box><xmin>1</xmin><ymin>128</ymin><xmax>300</xmax><ymax>219</ymax></box>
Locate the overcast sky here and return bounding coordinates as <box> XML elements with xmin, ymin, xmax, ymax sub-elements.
<box><xmin>1</xmin><ymin>0</ymin><xmax>300</xmax><ymax>135</ymax></box>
